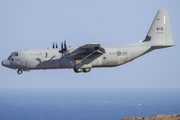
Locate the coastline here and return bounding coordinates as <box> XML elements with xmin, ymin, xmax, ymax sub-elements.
<box><xmin>121</xmin><ymin>114</ymin><xmax>180</xmax><ymax>120</ymax></box>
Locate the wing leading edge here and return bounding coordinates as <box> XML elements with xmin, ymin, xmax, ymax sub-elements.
<box><xmin>66</xmin><ymin>43</ymin><xmax>105</xmax><ymax>57</ymax></box>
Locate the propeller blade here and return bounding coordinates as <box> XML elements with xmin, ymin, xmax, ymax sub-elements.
<box><xmin>61</xmin><ymin>42</ymin><xmax>63</xmax><ymax>51</ymax></box>
<box><xmin>58</xmin><ymin>40</ymin><xmax>67</xmax><ymax>55</ymax></box>
<box><xmin>59</xmin><ymin>42</ymin><xmax>63</xmax><ymax>53</ymax></box>
<box><xmin>64</xmin><ymin>39</ymin><xmax>67</xmax><ymax>51</ymax></box>
<box><xmin>56</xmin><ymin>43</ymin><xmax>58</xmax><ymax>48</ymax></box>
<box><xmin>52</xmin><ymin>42</ymin><xmax>55</xmax><ymax>48</ymax></box>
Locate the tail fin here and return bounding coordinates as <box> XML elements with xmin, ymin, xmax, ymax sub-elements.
<box><xmin>143</xmin><ymin>9</ymin><xmax>174</xmax><ymax>47</ymax></box>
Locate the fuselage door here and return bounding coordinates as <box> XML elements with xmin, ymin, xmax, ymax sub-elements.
<box><xmin>102</xmin><ymin>56</ymin><xmax>107</xmax><ymax>66</ymax></box>
<box><xmin>25</xmin><ymin>61</ymin><xmax>31</xmax><ymax>68</ymax></box>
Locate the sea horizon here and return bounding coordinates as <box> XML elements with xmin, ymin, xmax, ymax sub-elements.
<box><xmin>0</xmin><ymin>88</ymin><xmax>180</xmax><ymax>120</ymax></box>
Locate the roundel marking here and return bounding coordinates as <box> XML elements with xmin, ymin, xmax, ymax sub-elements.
<box><xmin>116</xmin><ymin>51</ymin><xmax>121</xmax><ymax>56</ymax></box>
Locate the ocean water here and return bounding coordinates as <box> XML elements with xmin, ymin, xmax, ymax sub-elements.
<box><xmin>0</xmin><ymin>89</ymin><xmax>180</xmax><ymax>120</ymax></box>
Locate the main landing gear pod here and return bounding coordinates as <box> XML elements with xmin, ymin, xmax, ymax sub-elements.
<box><xmin>73</xmin><ymin>68</ymin><xmax>91</xmax><ymax>73</ymax></box>
<box><xmin>17</xmin><ymin>69</ymin><xmax>23</xmax><ymax>74</ymax></box>
<box><xmin>74</xmin><ymin>64</ymin><xmax>92</xmax><ymax>73</ymax></box>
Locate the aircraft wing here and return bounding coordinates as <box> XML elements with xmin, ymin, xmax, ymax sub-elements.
<box><xmin>66</xmin><ymin>43</ymin><xmax>105</xmax><ymax>57</ymax></box>
<box><xmin>80</xmin><ymin>43</ymin><xmax>105</xmax><ymax>53</ymax></box>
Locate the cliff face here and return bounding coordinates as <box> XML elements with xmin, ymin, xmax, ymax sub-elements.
<box><xmin>121</xmin><ymin>114</ymin><xmax>180</xmax><ymax>120</ymax></box>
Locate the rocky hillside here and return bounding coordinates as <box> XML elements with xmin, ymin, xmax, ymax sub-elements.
<box><xmin>121</xmin><ymin>114</ymin><xmax>180</xmax><ymax>120</ymax></box>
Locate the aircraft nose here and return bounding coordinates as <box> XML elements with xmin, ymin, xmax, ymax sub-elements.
<box><xmin>2</xmin><ymin>59</ymin><xmax>10</xmax><ymax>67</ymax></box>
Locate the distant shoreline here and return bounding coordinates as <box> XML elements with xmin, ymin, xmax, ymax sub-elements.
<box><xmin>121</xmin><ymin>114</ymin><xmax>180</xmax><ymax>120</ymax></box>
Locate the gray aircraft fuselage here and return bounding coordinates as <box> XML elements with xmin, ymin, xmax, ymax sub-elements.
<box><xmin>2</xmin><ymin>9</ymin><xmax>175</xmax><ymax>74</ymax></box>
<box><xmin>3</xmin><ymin>45</ymin><xmax>151</xmax><ymax>69</ymax></box>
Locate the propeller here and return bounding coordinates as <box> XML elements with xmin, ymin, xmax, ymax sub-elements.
<box><xmin>59</xmin><ymin>39</ymin><xmax>68</xmax><ymax>58</ymax></box>
<box><xmin>59</xmin><ymin>42</ymin><xmax>63</xmax><ymax>53</ymax></box>
<box><xmin>52</xmin><ymin>42</ymin><xmax>58</xmax><ymax>49</ymax></box>
<box><xmin>59</xmin><ymin>39</ymin><xmax>67</xmax><ymax>53</ymax></box>
<box><xmin>56</xmin><ymin>42</ymin><xmax>58</xmax><ymax>48</ymax></box>
<box><xmin>64</xmin><ymin>39</ymin><xmax>67</xmax><ymax>51</ymax></box>
<box><xmin>52</xmin><ymin>42</ymin><xmax>55</xmax><ymax>48</ymax></box>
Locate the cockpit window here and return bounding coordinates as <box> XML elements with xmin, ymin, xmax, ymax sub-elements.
<box><xmin>14</xmin><ymin>52</ymin><xmax>18</xmax><ymax>57</ymax></box>
<box><xmin>8</xmin><ymin>53</ymin><xmax>13</xmax><ymax>60</ymax></box>
<box><xmin>7</xmin><ymin>52</ymin><xmax>18</xmax><ymax>60</ymax></box>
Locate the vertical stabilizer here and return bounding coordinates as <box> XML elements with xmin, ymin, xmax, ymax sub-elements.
<box><xmin>143</xmin><ymin>9</ymin><xmax>174</xmax><ymax>47</ymax></box>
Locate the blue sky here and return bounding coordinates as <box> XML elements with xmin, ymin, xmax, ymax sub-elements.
<box><xmin>0</xmin><ymin>0</ymin><xmax>180</xmax><ymax>89</ymax></box>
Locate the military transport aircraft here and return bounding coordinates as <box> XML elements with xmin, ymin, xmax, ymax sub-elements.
<box><xmin>2</xmin><ymin>9</ymin><xmax>174</xmax><ymax>74</ymax></box>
